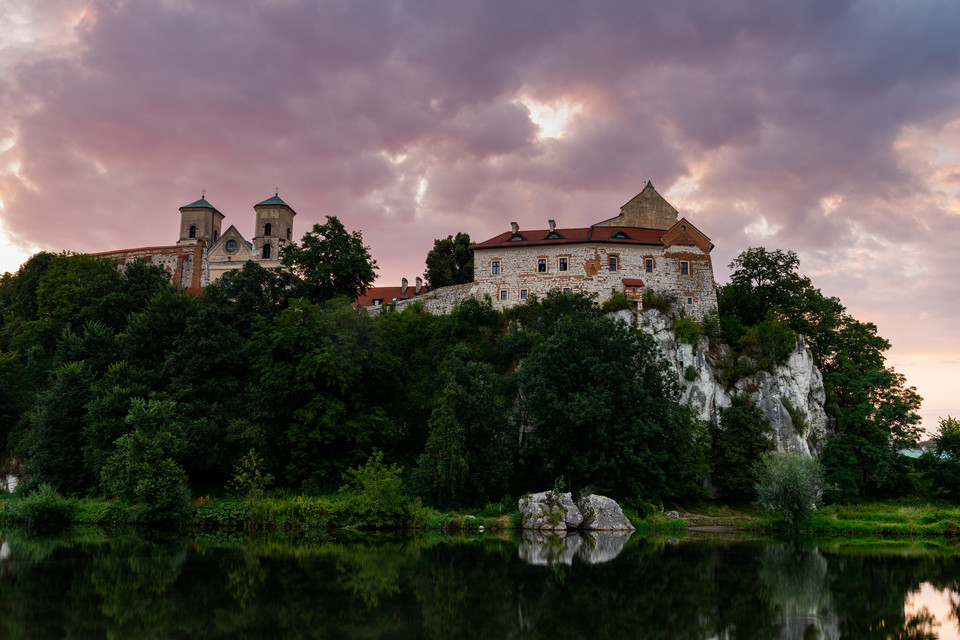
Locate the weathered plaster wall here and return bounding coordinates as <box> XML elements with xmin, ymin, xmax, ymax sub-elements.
<box><xmin>95</xmin><ymin>243</ymin><xmax>209</xmax><ymax>290</ymax></box>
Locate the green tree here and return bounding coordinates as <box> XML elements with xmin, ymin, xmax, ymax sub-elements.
<box><xmin>424</xmin><ymin>233</ymin><xmax>473</xmax><ymax>288</ymax></box>
<box><xmin>930</xmin><ymin>416</ymin><xmax>960</xmax><ymax>501</ymax></box>
<box><xmin>415</xmin><ymin>350</ymin><xmax>514</xmax><ymax>507</ymax></box>
<box><xmin>100</xmin><ymin>399</ymin><xmax>190</xmax><ymax>519</ymax></box>
<box><xmin>754</xmin><ymin>453</ymin><xmax>823</xmax><ymax>527</ymax></box>
<box><xmin>712</xmin><ymin>395</ymin><xmax>772</xmax><ymax>501</ymax></box>
<box><xmin>280</xmin><ymin>216</ymin><xmax>377</xmax><ymax>303</ymax></box>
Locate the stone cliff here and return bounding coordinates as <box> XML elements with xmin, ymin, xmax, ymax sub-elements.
<box><xmin>610</xmin><ymin>308</ymin><xmax>829</xmax><ymax>456</ymax></box>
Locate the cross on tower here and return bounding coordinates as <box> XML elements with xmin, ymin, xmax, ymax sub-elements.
<box><xmin>274</xmin><ymin>185</ymin><xmax>279</xmax><ymax>197</ymax></box>
<box><xmin>201</xmin><ymin>188</ymin><xmax>207</xmax><ymax>199</ymax></box>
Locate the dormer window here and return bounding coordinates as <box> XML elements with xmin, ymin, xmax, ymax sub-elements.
<box><xmin>509</xmin><ymin>234</ymin><xmax>525</xmax><ymax>241</ymax></box>
<box><xmin>611</xmin><ymin>231</ymin><xmax>630</xmax><ymax>239</ymax></box>
<box><xmin>545</xmin><ymin>231</ymin><xmax>563</xmax><ymax>240</ymax></box>
<box><xmin>264</xmin><ymin>223</ymin><xmax>272</xmax><ymax>237</ymax></box>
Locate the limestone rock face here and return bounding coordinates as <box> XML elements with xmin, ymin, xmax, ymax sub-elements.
<box><xmin>576</xmin><ymin>494</ymin><xmax>635</xmax><ymax>530</ymax></box>
<box><xmin>518</xmin><ymin>491</ymin><xmax>583</xmax><ymax>531</ymax></box>
<box><xmin>635</xmin><ymin>309</ymin><xmax>829</xmax><ymax>456</ymax></box>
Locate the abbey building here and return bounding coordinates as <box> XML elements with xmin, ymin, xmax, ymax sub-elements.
<box><xmin>94</xmin><ymin>193</ymin><xmax>296</xmax><ymax>290</ymax></box>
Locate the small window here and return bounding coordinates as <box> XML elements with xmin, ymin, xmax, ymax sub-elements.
<box><xmin>373</xmin><ymin>299</ymin><xmax>383</xmax><ymax>306</ymax></box>
<box><xmin>520</xmin><ymin>289</ymin><xmax>528</xmax><ymax>299</ymax></box>
<box><xmin>611</xmin><ymin>288</ymin><xmax>617</xmax><ymax>294</ymax></box>
<box><xmin>687</xmin><ymin>297</ymin><xmax>693</xmax><ymax>304</ymax></box>
<box><xmin>262</xmin><ymin>244</ymin><xmax>271</xmax><ymax>259</ymax></box>
<box><xmin>500</xmin><ymin>289</ymin><xmax>508</xmax><ymax>301</ymax></box>
<box><xmin>491</xmin><ymin>260</ymin><xmax>501</xmax><ymax>275</ymax></box>
<box><xmin>562</xmin><ymin>287</ymin><xmax>571</xmax><ymax>295</ymax></box>
<box><xmin>546</xmin><ymin>231</ymin><xmax>563</xmax><ymax>240</ymax></box>
<box><xmin>213</xmin><ymin>229</ymin><xmax>219</xmax><ymax>241</ymax></box>
<box><xmin>509</xmin><ymin>234</ymin><xmax>525</xmax><ymax>242</ymax></box>
<box><xmin>680</xmin><ymin>260</ymin><xmax>689</xmax><ymax>275</ymax></box>
<box><xmin>287</xmin><ymin>227</ymin><xmax>292</xmax><ymax>240</ymax></box>
<box><xmin>611</xmin><ymin>230</ymin><xmax>630</xmax><ymax>239</ymax></box>
<box><xmin>264</xmin><ymin>223</ymin><xmax>272</xmax><ymax>236</ymax></box>
<box><xmin>608</xmin><ymin>256</ymin><xmax>618</xmax><ymax>271</ymax></box>
<box><xmin>189</xmin><ymin>225</ymin><xmax>197</xmax><ymax>239</ymax></box>
<box><xmin>558</xmin><ymin>257</ymin><xmax>568</xmax><ymax>272</ymax></box>
<box><xmin>538</xmin><ymin>258</ymin><xmax>546</xmax><ymax>273</ymax></box>
<box><xmin>645</xmin><ymin>258</ymin><xmax>653</xmax><ymax>273</ymax></box>
<box><xmin>225</xmin><ymin>239</ymin><xmax>238</xmax><ymax>253</ymax></box>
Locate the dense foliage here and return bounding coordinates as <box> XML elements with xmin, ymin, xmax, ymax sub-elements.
<box><xmin>0</xmin><ymin>252</ymin><xmax>710</xmax><ymax>516</ymax></box>
<box><xmin>754</xmin><ymin>453</ymin><xmax>823</xmax><ymax>526</ymax></box>
<box><xmin>423</xmin><ymin>232</ymin><xmax>473</xmax><ymax>288</ymax></box>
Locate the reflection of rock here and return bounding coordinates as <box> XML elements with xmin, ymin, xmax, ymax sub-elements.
<box><xmin>518</xmin><ymin>530</ymin><xmax>581</xmax><ymax>566</ymax></box>
<box><xmin>576</xmin><ymin>495</ymin><xmax>635</xmax><ymax>530</ymax></box>
<box><xmin>0</xmin><ymin>542</ymin><xmax>9</xmax><ymax>561</ymax></box>
<box><xmin>577</xmin><ymin>530</ymin><xmax>633</xmax><ymax>565</ymax></box>
<box><xmin>518</xmin><ymin>491</ymin><xmax>583</xmax><ymax>531</ymax></box>
<box><xmin>518</xmin><ymin>530</ymin><xmax>633</xmax><ymax>566</ymax></box>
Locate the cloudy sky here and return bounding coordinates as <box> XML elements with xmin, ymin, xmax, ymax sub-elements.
<box><xmin>1</xmin><ymin>0</ymin><xmax>958</xmax><ymax>430</ymax></box>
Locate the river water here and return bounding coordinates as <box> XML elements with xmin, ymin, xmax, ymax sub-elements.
<box><xmin>0</xmin><ymin>527</ymin><xmax>958</xmax><ymax>639</ymax></box>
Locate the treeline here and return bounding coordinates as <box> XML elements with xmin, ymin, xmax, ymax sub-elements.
<box><xmin>0</xmin><ymin>236</ymin><xmax>951</xmax><ymax>520</ymax></box>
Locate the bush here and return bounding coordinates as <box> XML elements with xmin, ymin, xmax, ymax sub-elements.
<box><xmin>338</xmin><ymin>451</ymin><xmax>410</xmax><ymax>528</ymax></box>
<box><xmin>6</xmin><ymin>484</ymin><xmax>76</xmax><ymax>528</ymax></box>
<box><xmin>684</xmin><ymin>365</ymin><xmax>698</xmax><ymax>382</ymax></box>
<box><xmin>641</xmin><ymin>288</ymin><xmax>675</xmax><ymax>313</ymax></box>
<box><xmin>674</xmin><ymin>316</ymin><xmax>703</xmax><ymax>345</ymax></box>
<box><xmin>780</xmin><ymin>397</ymin><xmax>808</xmax><ymax>437</ymax></box>
<box><xmin>755</xmin><ymin>453</ymin><xmax>823</xmax><ymax>527</ymax></box>
<box><xmin>600</xmin><ymin>291</ymin><xmax>634</xmax><ymax>314</ymax></box>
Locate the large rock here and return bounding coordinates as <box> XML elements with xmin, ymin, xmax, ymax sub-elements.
<box><xmin>578</xmin><ymin>530</ymin><xmax>633</xmax><ymax>564</ymax></box>
<box><xmin>518</xmin><ymin>530</ymin><xmax>581</xmax><ymax>566</ymax></box>
<box><xmin>518</xmin><ymin>491</ymin><xmax>584</xmax><ymax>531</ymax></box>
<box><xmin>576</xmin><ymin>494</ymin><xmax>635</xmax><ymax>530</ymax></box>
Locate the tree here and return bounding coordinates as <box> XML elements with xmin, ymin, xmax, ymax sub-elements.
<box><xmin>930</xmin><ymin>417</ymin><xmax>960</xmax><ymax>501</ymax></box>
<box><xmin>712</xmin><ymin>395</ymin><xmax>772</xmax><ymax>501</ymax></box>
<box><xmin>754</xmin><ymin>453</ymin><xmax>823</xmax><ymax>527</ymax></box>
<box><xmin>424</xmin><ymin>233</ymin><xmax>473</xmax><ymax>288</ymax></box>
<box><xmin>280</xmin><ymin>216</ymin><xmax>377</xmax><ymax>303</ymax></box>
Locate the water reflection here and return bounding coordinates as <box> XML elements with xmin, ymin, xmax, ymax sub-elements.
<box><xmin>0</xmin><ymin>527</ymin><xmax>958</xmax><ymax>638</ymax></box>
<box><xmin>518</xmin><ymin>529</ymin><xmax>633</xmax><ymax>566</ymax></box>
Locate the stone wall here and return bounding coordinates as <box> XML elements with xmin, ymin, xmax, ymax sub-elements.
<box><xmin>473</xmin><ymin>241</ymin><xmax>716</xmax><ymax>318</ymax></box>
<box><xmin>94</xmin><ymin>243</ymin><xmax>209</xmax><ymax>290</ymax></box>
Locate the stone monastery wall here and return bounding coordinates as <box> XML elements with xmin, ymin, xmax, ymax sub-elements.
<box><xmin>93</xmin><ymin>243</ymin><xmax>209</xmax><ymax>291</ymax></box>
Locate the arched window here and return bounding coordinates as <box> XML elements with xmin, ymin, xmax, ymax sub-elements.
<box><xmin>213</xmin><ymin>229</ymin><xmax>219</xmax><ymax>241</ymax></box>
<box><xmin>264</xmin><ymin>223</ymin><xmax>272</xmax><ymax>236</ymax></box>
<box><xmin>262</xmin><ymin>244</ymin><xmax>271</xmax><ymax>259</ymax></box>
<box><xmin>287</xmin><ymin>227</ymin><xmax>292</xmax><ymax>240</ymax></box>
<box><xmin>189</xmin><ymin>225</ymin><xmax>197</xmax><ymax>238</ymax></box>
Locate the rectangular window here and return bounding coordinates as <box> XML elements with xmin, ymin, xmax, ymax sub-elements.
<box><xmin>608</xmin><ymin>256</ymin><xmax>618</xmax><ymax>271</ymax></box>
<box><xmin>538</xmin><ymin>258</ymin><xmax>547</xmax><ymax>273</ymax></box>
<box><xmin>520</xmin><ymin>289</ymin><xmax>528</xmax><ymax>299</ymax></box>
<box><xmin>645</xmin><ymin>258</ymin><xmax>653</xmax><ymax>273</ymax></box>
<box><xmin>680</xmin><ymin>260</ymin><xmax>689</xmax><ymax>275</ymax></box>
<box><xmin>500</xmin><ymin>289</ymin><xmax>508</xmax><ymax>301</ymax></box>
<box><xmin>562</xmin><ymin>287</ymin><xmax>571</xmax><ymax>295</ymax></box>
<box><xmin>558</xmin><ymin>257</ymin><xmax>568</xmax><ymax>271</ymax></box>
<box><xmin>686</xmin><ymin>296</ymin><xmax>693</xmax><ymax>304</ymax></box>
<box><xmin>491</xmin><ymin>260</ymin><xmax>500</xmax><ymax>275</ymax></box>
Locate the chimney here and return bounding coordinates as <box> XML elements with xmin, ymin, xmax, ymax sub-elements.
<box><xmin>510</xmin><ymin>221</ymin><xmax>519</xmax><ymax>234</ymax></box>
<box><xmin>401</xmin><ymin>277</ymin><xmax>408</xmax><ymax>295</ymax></box>
<box><xmin>548</xmin><ymin>219</ymin><xmax>556</xmax><ymax>233</ymax></box>
<box><xmin>415</xmin><ymin>276</ymin><xmax>423</xmax><ymax>294</ymax></box>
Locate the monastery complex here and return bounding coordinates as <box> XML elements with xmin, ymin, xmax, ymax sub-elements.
<box><xmin>94</xmin><ymin>182</ymin><xmax>717</xmax><ymax>317</ymax></box>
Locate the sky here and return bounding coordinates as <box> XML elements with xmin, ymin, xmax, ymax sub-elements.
<box><xmin>1</xmin><ymin>0</ymin><xmax>959</xmax><ymax>431</ymax></box>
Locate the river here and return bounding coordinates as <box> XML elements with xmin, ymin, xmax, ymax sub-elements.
<box><xmin>0</xmin><ymin>526</ymin><xmax>958</xmax><ymax>638</ymax></box>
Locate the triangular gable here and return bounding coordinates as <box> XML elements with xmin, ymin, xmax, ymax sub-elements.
<box><xmin>661</xmin><ymin>218</ymin><xmax>712</xmax><ymax>253</ymax></box>
<box><xmin>207</xmin><ymin>225</ymin><xmax>254</xmax><ymax>262</ymax></box>
<box><xmin>594</xmin><ymin>181</ymin><xmax>679</xmax><ymax>230</ymax></box>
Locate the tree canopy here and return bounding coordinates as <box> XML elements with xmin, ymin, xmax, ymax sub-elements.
<box><xmin>280</xmin><ymin>216</ymin><xmax>377</xmax><ymax>303</ymax></box>
<box><xmin>424</xmin><ymin>233</ymin><xmax>473</xmax><ymax>288</ymax></box>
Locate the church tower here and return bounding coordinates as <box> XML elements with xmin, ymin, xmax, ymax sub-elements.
<box><xmin>177</xmin><ymin>195</ymin><xmax>225</xmax><ymax>245</ymax></box>
<box><xmin>252</xmin><ymin>192</ymin><xmax>296</xmax><ymax>266</ymax></box>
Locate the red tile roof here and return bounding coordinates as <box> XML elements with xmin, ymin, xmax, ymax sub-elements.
<box><xmin>470</xmin><ymin>226</ymin><xmax>665</xmax><ymax>250</ymax></box>
<box><xmin>622</xmin><ymin>278</ymin><xmax>646</xmax><ymax>287</ymax></box>
<box><xmin>354</xmin><ymin>285</ymin><xmax>430</xmax><ymax>307</ymax></box>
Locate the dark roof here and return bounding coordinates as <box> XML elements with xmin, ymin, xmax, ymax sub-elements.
<box><xmin>180</xmin><ymin>197</ymin><xmax>221</xmax><ymax>214</ymax></box>
<box><xmin>255</xmin><ymin>194</ymin><xmax>297</xmax><ymax>214</ymax></box>
<box><xmin>354</xmin><ymin>284</ymin><xmax>429</xmax><ymax>307</ymax></box>
<box><xmin>471</xmin><ymin>225</ymin><xmax>666</xmax><ymax>250</ymax></box>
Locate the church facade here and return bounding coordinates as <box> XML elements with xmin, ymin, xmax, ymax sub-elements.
<box><xmin>94</xmin><ymin>193</ymin><xmax>296</xmax><ymax>290</ymax></box>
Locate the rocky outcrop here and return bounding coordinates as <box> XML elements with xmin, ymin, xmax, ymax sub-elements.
<box><xmin>576</xmin><ymin>494</ymin><xmax>635</xmax><ymax>530</ymax></box>
<box><xmin>630</xmin><ymin>309</ymin><xmax>829</xmax><ymax>456</ymax></box>
<box><xmin>518</xmin><ymin>490</ymin><xmax>584</xmax><ymax>531</ymax></box>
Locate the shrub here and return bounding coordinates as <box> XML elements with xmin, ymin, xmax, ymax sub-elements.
<box><xmin>684</xmin><ymin>365</ymin><xmax>698</xmax><ymax>382</ymax></box>
<box><xmin>6</xmin><ymin>484</ymin><xmax>76</xmax><ymax>528</ymax></box>
<box><xmin>338</xmin><ymin>451</ymin><xmax>410</xmax><ymax>528</ymax></box>
<box><xmin>754</xmin><ymin>453</ymin><xmax>823</xmax><ymax>527</ymax></box>
<box><xmin>674</xmin><ymin>316</ymin><xmax>703</xmax><ymax>346</ymax></box>
<box><xmin>780</xmin><ymin>397</ymin><xmax>809</xmax><ymax>437</ymax></box>
<box><xmin>641</xmin><ymin>288</ymin><xmax>675</xmax><ymax>313</ymax></box>
<box><xmin>600</xmin><ymin>291</ymin><xmax>634</xmax><ymax>314</ymax></box>
<box><xmin>228</xmin><ymin>448</ymin><xmax>275</xmax><ymax>498</ymax></box>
